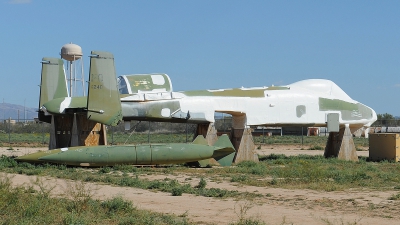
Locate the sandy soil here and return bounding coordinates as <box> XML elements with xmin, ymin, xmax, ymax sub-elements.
<box><xmin>1</xmin><ymin>145</ymin><xmax>396</xmax><ymax>225</ymax></box>
<box><xmin>0</xmin><ymin>146</ymin><xmax>47</xmax><ymax>157</ymax></box>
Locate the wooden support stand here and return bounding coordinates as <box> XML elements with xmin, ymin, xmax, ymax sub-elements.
<box><xmin>49</xmin><ymin>114</ymin><xmax>107</xmax><ymax>149</ymax></box>
<box><xmin>324</xmin><ymin>125</ymin><xmax>358</xmax><ymax>161</ymax></box>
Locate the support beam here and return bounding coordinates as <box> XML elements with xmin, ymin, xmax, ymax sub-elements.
<box><xmin>324</xmin><ymin>124</ymin><xmax>358</xmax><ymax>161</ymax></box>
<box><xmin>231</xmin><ymin>114</ymin><xmax>258</xmax><ymax>164</ymax></box>
<box><xmin>71</xmin><ymin>113</ymin><xmax>79</xmax><ymax>146</ymax></box>
<box><xmin>49</xmin><ymin>116</ymin><xmax>57</xmax><ymax>150</ymax></box>
<box><xmin>231</xmin><ymin>128</ymin><xmax>259</xmax><ymax>163</ymax></box>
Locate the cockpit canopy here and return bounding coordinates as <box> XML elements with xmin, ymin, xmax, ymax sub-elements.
<box><xmin>118</xmin><ymin>74</ymin><xmax>173</xmax><ymax>94</ymax></box>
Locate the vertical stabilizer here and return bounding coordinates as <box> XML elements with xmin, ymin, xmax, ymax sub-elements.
<box><xmin>87</xmin><ymin>51</ymin><xmax>122</xmax><ymax>126</ymax></box>
<box><xmin>39</xmin><ymin>58</ymin><xmax>68</xmax><ymax>108</ymax></box>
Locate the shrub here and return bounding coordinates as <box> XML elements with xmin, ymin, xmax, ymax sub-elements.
<box><xmin>195</xmin><ymin>178</ymin><xmax>207</xmax><ymax>189</ymax></box>
<box><xmin>171</xmin><ymin>187</ymin><xmax>183</xmax><ymax>196</ymax></box>
<box><xmin>101</xmin><ymin>196</ymin><xmax>133</xmax><ymax>214</ymax></box>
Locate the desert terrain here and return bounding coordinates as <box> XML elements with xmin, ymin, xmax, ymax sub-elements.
<box><xmin>1</xmin><ymin>145</ymin><xmax>398</xmax><ymax>225</ymax></box>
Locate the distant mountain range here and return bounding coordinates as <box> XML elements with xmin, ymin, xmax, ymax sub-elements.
<box><xmin>0</xmin><ymin>103</ymin><xmax>37</xmax><ymax>121</ymax></box>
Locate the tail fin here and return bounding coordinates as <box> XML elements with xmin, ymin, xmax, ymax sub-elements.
<box><xmin>188</xmin><ymin>135</ymin><xmax>235</xmax><ymax>167</ymax></box>
<box><xmin>39</xmin><ymin>58</ymin><xmax>68</xmax><ymax>109</ymax></box>
<box><xmin>38</xmin><ymin>58</ymin><xmax>68</xmax><ymax>122</ymax></box>
<box><xmin>87</xmin><ymin>51</ymin><xmax>122</xmax><ymax>126</ymax></box>
<box><xmin>212</xmin><ymin>134</ymin><xmax>236</xmax><ymax>166</ymax></box>
<box><xmin>190</xmin><ymin>135</ymin><xmax>236</xmax><ymax>167</ymax></box>
<box><xmin>192</xmin><ymin>135</ymin><xmax>208</xmax><ymax>145</ymax></box>
<box><xmin>187</xmin><ymin>135</ymin><xmax>210</xmax><ymax>167</ymax></box>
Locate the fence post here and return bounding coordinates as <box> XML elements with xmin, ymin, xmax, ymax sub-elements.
<box><xmin>8</xmin><ymin>117</ymin><xmax>11</xmax><ymax>145</ymax></box>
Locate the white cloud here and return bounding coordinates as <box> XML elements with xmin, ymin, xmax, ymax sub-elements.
<box><xmin>8</xmin><ymin>0</ymin><xmax>31</xmax><ymax>4</ymax></box>
<box><xmin>394</xmin><ymin>84</ymin><xmax>400</xmax><ymax>88</ymax></box>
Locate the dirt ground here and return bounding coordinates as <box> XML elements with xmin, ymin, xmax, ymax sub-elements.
<box><xmin>0</xmin><ymin>145</ymin><xmax>396</xmax><ymax>225</ymax></box>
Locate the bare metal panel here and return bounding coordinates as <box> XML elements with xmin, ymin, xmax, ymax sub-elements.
<box><xmin>327</xmin><ymin>113</ymin><xmax>339</xmax><ymax>132</ymax></box>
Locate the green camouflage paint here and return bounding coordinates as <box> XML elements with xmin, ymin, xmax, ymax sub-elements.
<box><xmin>15</xmin><ymin>149</ymin><xmax>62</xmax><ymax>164</ymax></box>
<box><xmin>43</xmin><ymin>96</ymin><xmax>87</xmax><ymax>114</ymax></box>
<box><xmin>182</xmin><ymin>86</ymin><xmax>289</xmax><ymax>97</ymax></box>
<box><xmin>319</xmin><ymin>98</ymin><xmax>374</xmax><ymax>120</ymax></box>
<box><xmin>121</xmin><ymin>100</ymin><xmax>181</xmax><ymax>119</ymax></box>
<box><xmin>87</xmin><ymin>51</ymin><xmax>122</xmax><ymax>126</ymax></box>
<box><xmin>17</xmin><ymin>135</ymin><xmax>235</xmax><ymax>167</ymax></box>
<box><xmin>122</xmin><ymin>74</ymin><xmax>172</xmax><ymax>94</ymax></box>
<box><xmin>39</xmin><ymin>58</ymin><xmax>68</xmax><ymax>108</ymax></box>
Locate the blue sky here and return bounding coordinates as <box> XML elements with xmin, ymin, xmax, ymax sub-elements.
<box><xmin>1</xmin><ymin>0</ymin><xmax>399</xmax><ymax>116</ymax></box>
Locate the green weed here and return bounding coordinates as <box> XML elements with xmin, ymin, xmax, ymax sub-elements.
<box><xmin>308</xmin><ymin>145</ymin><xmax>324</xmax><ymax>150</ymax></box>
<box><xmin>0</xmin><ymin>172</ymin><xmax>192</xmax><ymax>224</ymax></box>
<box><xmin>388</xmin><ymin>192</ymin><xmax>400</xmax><ymax>200</ymax></box>
<box><xmin>195</xmin><ymin>177</ymin><xmax>207</xmax><ymax>189</ymax></box>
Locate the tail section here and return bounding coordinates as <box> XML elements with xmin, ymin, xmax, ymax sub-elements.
<box><xmin>39</xmin><ymin>58</ymin><xmax>69</xmax><ymax>107</ymax></box>
<box><xmin>188</xmin><ymin>135</ymin><xmax>235</xmax><ymax>167</ymax></box>
<box><xmin>38</xmin><ymin>58</ymin><xmax>69</xmax><ymax>122</ymax></box>
<box><xmin>192</xmin><ymin>135</ymin><xmax>208</xmax><ymax>145</ymax></box>
<box><xmin>87</xmin><ymin>51</ymin><xmax>122</xmax><ymax>126</ymax></box>
<box><xmin>212</xmin><ymin>134</ymin><xmax>236</xmax><ymax>166</ymax></box>
<box><xmin>187</xmin><ymin>135</ymin><xmax>211</xmax><ymax>167</ymax></box>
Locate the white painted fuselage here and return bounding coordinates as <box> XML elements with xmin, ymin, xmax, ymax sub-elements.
<box><xmin>119</xmin><ymin>76</ymin><xmax>376</xmax><ymax>132</ymax></box>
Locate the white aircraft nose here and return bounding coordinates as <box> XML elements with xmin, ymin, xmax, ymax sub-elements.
<box><xmin>372</xmin><ymin>108</ymin><xmax>377</xmax><ymax>121</ymax></box>
<box><xmin>365</xmin><ymin>106</ymin><xmax>377</xmax><ymax>127</ymax></box>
